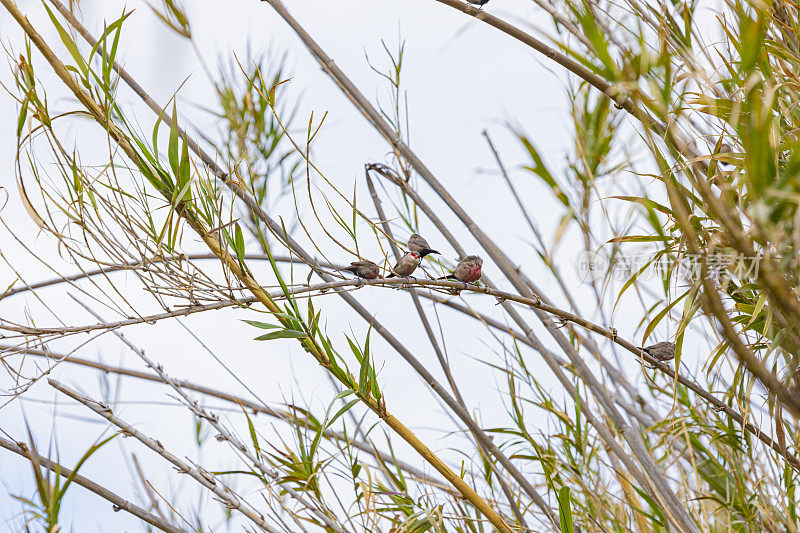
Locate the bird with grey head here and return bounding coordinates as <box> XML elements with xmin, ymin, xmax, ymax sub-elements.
<box><xmin>407</xmin><ymin>233</ymin><xmax>439</xmax><ymax>258</ymax></box>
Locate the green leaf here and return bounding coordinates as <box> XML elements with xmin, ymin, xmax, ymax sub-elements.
<box><xmin>609</xmin><ymin>195</ymin><xmax>672</xmax><ymax>215</ymax></box>
<box><xmin>17</xmin><ymin>96</ymin><xmax>29</xmax><ymax>137</ymax></box>
<box><xmin>642</xmin><ymin>288</ymin><xmax>690</xmax><ymax>344</ymax></box>
<box><xmin>244</xmin><ymin>410</ymin><xmax>262</xmax><ymax>460</ymax></box>
<box><xmin>58</xmin><ymin>434</ymin><xmax>116</xmax><ymax>502</ymax></box>
<box><xmin>325</xmin><ymin>399</ymin><xmax>360</xmax><ymax>429</ymax></box>
<box><xmin>168</xmin><ymin>103</ymin><xmax>180</xmax><ymax>180</ymax></box>
<box><xmin>605</xmin><ymin>235</ymin><xmax>666</xmax><ymax>244</ymax></box>
<box><xmin>234</xmin><ymin>223</ymin><xmax>245</xmax><ymax>260</ymax></box>
<box><xmin>574</xmin><ymin>5</ymin><xmax>618</xmax><ymax>79</ymax></box>
<box><xmin>243</xmin><ymin>320</ymin><xmax>280</xmax><ymax>329</ymax></box>
<box><xmin>177</xmin><ymin>134</ymin><xmax>191</xmax><ymax>203</ymax></box>
<box><xmin>519</xmin><ymin>134</ymin><xmax>570</xmax><ymax>207</ymax></box>
<box><xmin>612</xmin><ymin>252</ymin><xmax>661</xmax><ymax>312</ymax></box>
<box><xmin>43</xmin><ymin>2</ymin><xmax>88</xmax><ymax>79</ymax></box>
<box><xmin>558</xmin><ymin>486</ymin><xmax>574</xmax><ymax>533</ymax></box>
<box><xmin>254</xmin><ymin>329</ymin><xmax>308</xmax><ymax>341</ymax></box>
<box><xmin>358</xmin><ymin>348</ymin><xmax>370</xmax><ymax>395</ymax></box>
<box><xmin>88</xmin><ymin>10</ymin><xmax>132</xmax><ymax>66</ymax></box>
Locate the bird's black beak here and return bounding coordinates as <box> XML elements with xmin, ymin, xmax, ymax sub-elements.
<box><xmin>419</xmin><ymin>249</ymin><xmax>439</xmax><ymax>258</ymax></box>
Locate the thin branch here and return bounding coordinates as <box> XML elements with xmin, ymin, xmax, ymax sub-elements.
<box><xmin>72</xmin><ymin>298</ymin><xmax>348</xmax><ymax>533</ymax></box>
<box><xmin>47</xmin><ymin>378</ymin><xmax>280</xmax><ymax>532</ymax></box>
<box><xmin>0</xmin><ymin>435</ymin><xmax>185</xmax><ymax>533</ymax></box>
<box><xmin>4</xmin><ymin>343</ymin><xmax>446</xmax><ymax>487</ymax></box>
<box><xmin>0</xmin><ymin>254</ymin><xmax>330</xmax><ymax>301</ymax></box>
<box><xmin>6</xmin><ymin>271</ymin><xmax>792</xmax><ymax>472</ymax></box>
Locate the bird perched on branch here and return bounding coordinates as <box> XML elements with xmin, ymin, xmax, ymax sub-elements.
<box><xmin>388</xmin><ymin>251</ymin><xmax>422</xmax><ymax>278</ymax></box>
<box><xmin>438</xmin><ymin>255</ymin><xmax>483</xmax><ymax>283</ymax></box>
<box><xmin>341</xmin><ymin>260</ymin><xmax>380</xmax><ymax>280</ymax></box>
<box><xmin>466</xmin><ymin>0</ymin><xmax>491</xmax><ymax>6</ymax></box>
<box><xmin>641</xmin><ymin>341</ymin><xmax>675</xmax><ymax>362</ymax></box>
<box><xmin>407</xmin><ymin>233</ymin><xmax>439</xmax><ymax>258</ymax></box>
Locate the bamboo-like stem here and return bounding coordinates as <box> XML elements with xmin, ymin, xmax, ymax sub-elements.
<box><xmin>1</xmin><ymin>3</ymin><xmax>511</xmax><ymax>529</ymax></box>
<box><xmin>0</xmin><ymin>435</ymin><xmax>185</xmax><ymax>533</ymax></box>
<box><xmin>46</xmin><ymin>379</ymin><xmax>280</xmax><ymax>532</ymax></box>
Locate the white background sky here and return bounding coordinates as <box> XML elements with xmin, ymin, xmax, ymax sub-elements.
<box><xmin>0</xmin><ymin>0</ymin><xmax>698</xmax><ymax>529</ymax></box>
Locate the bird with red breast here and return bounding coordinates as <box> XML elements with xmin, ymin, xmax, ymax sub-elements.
<box><xmin>388</xmin><ymin>251</ymin><xmax>422</xmax><ymax>278</ymax></box>
<box><xmin>438</xmin><ymin>255</ymin><xmax>483</xmax><ymax>284</ymax></box>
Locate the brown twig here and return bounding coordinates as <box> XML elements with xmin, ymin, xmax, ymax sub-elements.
<box><xmin>6</xmin><ymin>268</ymin><xmax>793</xmax><ymax>472</ymax></box>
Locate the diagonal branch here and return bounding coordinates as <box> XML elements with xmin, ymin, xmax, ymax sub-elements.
<box><xmin>47</xmin><ymin>379</ymin><xmax>281</xmax><ymax>532</ymax></box>
<box><xmin>3</xmin><ymin>343</ymin><xmax>447</xmax><ymax>488</ymax></box>
<box><xmin>0</xmin><ymin>435</ymin><xmax>185</xmax><ymax>533</ymax></box>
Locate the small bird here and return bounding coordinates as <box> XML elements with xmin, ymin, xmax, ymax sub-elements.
<box><xmin>407</xmin><ymin>233</ymin><xmax>439</xmax><ymax>257</ymax></box>
<box><xmin>641</xmin><ymin>341</ymin><xmax>675</xmax><ymax>362</ymax></box>
<box><xmin>717</xmin><ymin>144</ymin><xmax>736</xmax><ymax>175</ymax></box>
<box><xmin>341</xmin><ymin>260</ymin><xmax>380</xmax><ymax>280</ymax></box>
<box><xmin>387</xmin><ymin>251</ymin><xmax>422</xmax><ymax>278</ymax></box>
<box><xmin>438</xmin><ymin>255</ymin><xmax>483</xmax><ymax>283</ymax></box>
<box><xmin>466</xmin><ymin>0</ymin><xmax>491</xmax><ymax>5</ymax></box>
